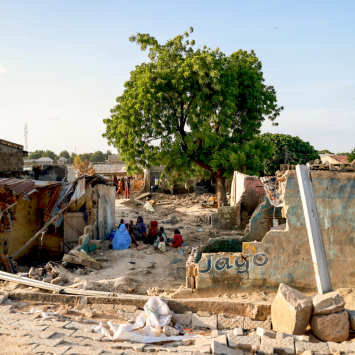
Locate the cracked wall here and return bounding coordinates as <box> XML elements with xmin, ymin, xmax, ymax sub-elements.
<box><xmin>190</xmin><ymin>170</ymin><xmax>355</xmax><ymax>293</ymax></box>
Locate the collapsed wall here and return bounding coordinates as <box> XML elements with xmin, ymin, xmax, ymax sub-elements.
<box><xmin>186</xmin><ymin>168</ymin><xmax>355</xmax><ymax>294</ymax></box>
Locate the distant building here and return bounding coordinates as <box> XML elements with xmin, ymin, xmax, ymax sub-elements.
<box><xmin>321</xmin><ymin>154</ymin><xmax>349</xmax><ymax>165</ymax></box>
<box><xmin>58</xmin><ymin>157</ymin><xmax>68</xmax><ymax>164</ymax></box>
<box><xmin>36</xmin><ymin>157</ymin><xmax>54</xmax><ymax>165</ymax></box>
<box><xmin>0</xmin><ymin>139</ymin><xmax>28</xmax><ymax>173</ymax></box>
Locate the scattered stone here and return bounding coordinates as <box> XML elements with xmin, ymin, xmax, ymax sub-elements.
<box><xmin>311</xmin><ymin>310</ymin><xmax>349</xmax><ymax>342</ymax></box>
<box><xmin>261</xmin><ymin>336</ymin><xmax>295</xmax><ymax>354</ymax></box>
<box><xmin>348</xmin><ymin>309</ymin><xmax>355</xmax><ymax>330</ymax></box>
<box><xmin>295</xmin><ymin>341</ymin><xmax>330</xmax><ymax>354</ymax></box>
<box><xmin>82</xmin><ymin>308</ymin><xmax>95</xmax><ymax>318</ymax></box>
<box><xmin>211</xmin><ymin>340</ymin><xmax>243</xmax><ymax>355</ymax></box>
<box><xmin>0</xmin><ymin>294</ymin><xmax>8</xmax><ymax>304</ymax></box>
<box><xmin>259</xmin><ymin>342</ymin><xmax>275</xmax><ymax>355</ymax></box>
<box><xmin>163</xmin><ymin>325</ymin><xmax>180</xmax><ymax>336</ymax></box>
<box><xmin>227</xmin><ymin>334</ymin><xmax>260</xmax><ymax>351</ymax></box>
<box><xmin>191</xmin><ymin>313</ymin><xmax>217</xmax><ymax>330</ymax></box>
<box><xmin>197</xmin><ymin>311</ymin><xmax>212</xmax><ymax>317</ymax></box>
<box><xmin>256</xmin><ymin>327</ymin><xmax>276</xmax><ymax>339</ymax></box>
<box><xmin>113</xmin><ymin>342</ymin><xmax>146</xmax><ymax>352</ymax></box>
<box><xmin>312</xmin><ymin>291</ymin><xmax>345</xmax><ymax>315</ymax></box>
<box><xmin>172</xmin><ymin>311</ymin><xmax>192</xmax><ymax>326</ymax></box>
<box><xmin>217</xmin><ymin>314</ymin><xmax>244</xmax><ymax>330</ymax></box>
<box><xmin>271</xmin><ymin>283</ymin><xmax>312</xmax><ymax>335</ymax></box>
<box><xmin>244</xmin><ymin>317</ymin><xmax>272</xmax><ymax>330</ymax></box>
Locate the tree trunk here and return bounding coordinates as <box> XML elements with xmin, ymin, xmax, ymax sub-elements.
<box><xmin>216</xmin><ymin>175</ymin><xmax>228</xmax><ymax>207</ymax></box>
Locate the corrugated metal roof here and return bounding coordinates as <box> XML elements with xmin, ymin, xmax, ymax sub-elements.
<box><xmin>92</xmin><ymin>163</ymin><xmax>126</xmax><ymax>174</ymax></box>
<box><xmin>0</xmin><ymin>179</ymin><xmax>35</xmax><ymax>195</ymax></box>
<box><xmin>70</xmin><ymin>177</ymin><xmax>86</xmax><ymax>203</ymax></box>
<box><xmin>34</xmin><ymin>181</ymin><xmax>63</xmax><ymax>188</ymax></box>
<box><xmin>329</xmin><ymin>155</ymin><xmax>349</xmax><ymax>164</ymax></box>
<box><xmin>43</xmin><ymin>183</ymin><xmax>73</xmax><ymax>222</ymax></box>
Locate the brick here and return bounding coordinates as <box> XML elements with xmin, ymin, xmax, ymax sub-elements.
<box><xmin>211</xmin><ymin>341</ymin><xmax>243</xmax><ymax>355</ymax></box>
<box><xmin>172</xmin><ymin>311</ymin><xmax>193</xmax><ymax>326</ymax></box>
<box><xmin>65</xmin><ymin>346</ymin><xmax>105</xmax><ymax>355</ymax></box>
<box><xmin>233</xmin><ymin>328</ymin><xmax>243</xmax><ymax>336</ymax></box>
<box><xmin>30</xmin><ymin>329</ymin><xmax>58</xmax><ymax>339</ymax></box>
<box><xmin>327</xmin><ymin>341</ymin><xmax>355</xmax><ymax>354</ymax></box>
<box><xmin>32</xmin><ymin>344</ymin><xmax>71</xmax><ymax>355</ymax></box>
<box><xmin>256</xmin><ymin>327</ymin><xmax>276</xmax><ymax>339</ymax></box>
<box><xmin>260</xmin><ymin>343</ymin><xmax>275</xmax><ymax>355</ymax></box>
<box><xmin>111</xmin><ymin>341</ymin><xmax>146</xmax><ymax>351</ymax></box>
<box><xmin>227</xmin><ymin>334</ymin><xmax>260</xmax><ymax>351</ymax></box>
<box><xmin>142</xmin><ymin>345</ymin><xmax>168</xmax><ymax>352</ymax></box>
<box><xmin>277</xmin><ymin>332</ymin><xmax>309</xmax><ymax>342</ymax></box>
<box><xmin>64</xmin><ymin>321</ymin><xmax>95</xmax><ymax>331</ymax></box>
<box><xmin>211</xmin><ymin>330</ymin><xmax>219</xmax><ymax>338</ymax></box>
<box><xmin>243</xmin><ymin>317</ymin><xmax>271</xmax><ymax>330</ymax></box>
<box><xmin>123</xmin><ymin>350</ymin><xmax>146</xmax><ymax>355</ymax></box>
<box><xmin>261</xmin><ymin>336</ymin><xmax>295</xmax><ymax>354</ymax></box>
<box><xmin>196</xmin><ymin>335</ymin><xmax>226</xmax><ymax>347</ymax></box>
<box><xmin>0</xmin><ymin>326</ymin><xmax>30</xmax><ymax>337</ymax></box>
<box><xmin>52</xmin><ymin>335</ymin><xmax>84</xmax><ymax>345</ymax></box>
<box><xmin>41</xmin><ymin>320</ymin><xmax>72</xmax><ymax>328</ymax></box>
<box><xmin>158</xmin><ymin>352</ymin><xmax>191</xmax><ymax>355</ymax></box>
<box><xmin>72</xmin><ymin>329</ymin><xmax>104</xmax><ymax>341</ymax></box>
<box><xmin>1</xmin><ymin>344</ymin><xmax>38</xmax><ymax>354</ymax></box>
<box><xmin>47</xmin><ymin>326</ymin><xmax>76</xmax><ymax>336</ymax></box>
<box><xmin>217</xmin><ymin>314</ymin><xmax>244</xmax><ymax>330</ymax></box>
<box><xmin>26</xmin><ymin>337</ymin><xmax>64</xmax><ymax>347</ymax></box>
<box><xmin>186</xmin><ymin>277</ymin><xmax>195</xmax><ymax>288</ymax></box>
<box><xmin>295</xmin><ymin>341</ymin><xmax>329</xmax><ymax>354</ymax></box>
<box><xmin>192</xmin><ymin>313</ymin><xmax>217</xmax><ymax>330</ymax></box>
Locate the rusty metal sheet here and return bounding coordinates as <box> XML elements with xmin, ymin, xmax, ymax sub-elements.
<box><xmin>34</xmin><ymin>181</ymin><xmax>63</xmax><ymax>189</ymax></box>
<box><xmin>43</xmin><ymin>183</ymin><xmax>73</xmax><ymax>222</ymax></box>
<box><xmin>0</xmin><ymin>179</ymin><xmax>35</xmax><ymax>196</ymax></box>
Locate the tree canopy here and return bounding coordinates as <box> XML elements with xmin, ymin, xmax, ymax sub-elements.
<box><xmin>28</xmin><ymin>150</ymin><xmax>44</xmax><ymax>160</ymax></box>
<box><xmin>260</xmin><ymin>133</ymin><xmax>320</xmax><ymax>175</ymax></box>
<box><xmin>318</xmin><ymin>149</ymin><xmax>334</xmax><ymax>154</ymax></box>
<box><xmin>348</xmin><ymin>148</ymin><xmax>355</xmax><ymax>163</ymax></box>
<box><xmin>103</xmin><ymin>28</ymin><xmax>283</xmax><ymax>205</ymax></box>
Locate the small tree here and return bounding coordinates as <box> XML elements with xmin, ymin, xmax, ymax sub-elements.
<box><xmin>318</xmin><ymin>149</ymin><xmax>334</xmax><ymax>154</ymax></box>
<box><xmin>103</xmin><ymin>28</ymin><xmax>282</xmax><ymax>206</ymax></box>
<box><xmin>73</xmin><ymin>156</ymin><xmax>95</xmax><ymax>177</ymax></box>
<box><xmin>260</xmin><ymin>133</ymin><xmax>320</xmax><ymax>175</ymax></box>
<box><xmin>58</xmin><ymin>150</ymin><xmax>70</xmax><ymax>159</ymax></box>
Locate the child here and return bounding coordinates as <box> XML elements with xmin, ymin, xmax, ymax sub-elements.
<box><xmin>159</xmin><ymin>227</ymin><xmax>167</xmax><ymax>243</ymax></box>
<box><xmin>155</xmin><ymin>236</ymin><xmax>166</xmax><ymax>252</ymax></box>
<box><xmin>170</xmin><ymin>228</ymin><xmax>182</xmax><ymax>248</ymax></box>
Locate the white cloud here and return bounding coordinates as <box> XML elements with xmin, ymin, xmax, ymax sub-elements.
<box><xmin>0</xmin><ymin>65</ymin><xmax>7</xmax><ymax>74</ymax></box>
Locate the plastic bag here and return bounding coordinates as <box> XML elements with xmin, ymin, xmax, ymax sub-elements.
<box><xmin>143</xmin><ymin>296</ymin><xmax>172</xmax><ymax>328</ymax></box>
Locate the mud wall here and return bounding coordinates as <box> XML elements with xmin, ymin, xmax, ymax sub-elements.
<box><xmin>195</xmin><ymin>170</ymin><xmax>355</xmax><ymax>292</ymax></box>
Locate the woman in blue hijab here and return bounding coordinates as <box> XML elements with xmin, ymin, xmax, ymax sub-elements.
<box><xmin>132</xmin><ymin>216</ymin><xmax>147</xmax><ymax>241</ymax></box>
<box><xmin>113</xmin><ymin>223</ymin><xmax>131</xmax><ymax>250</ymax></box>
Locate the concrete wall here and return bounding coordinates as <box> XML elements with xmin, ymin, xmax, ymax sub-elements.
<box><xmin>96</xmin><ymin>184</ymin><xmax>115</xmax><ymax>240</ymax></box>
<box><xmin>193</xmin><ymin>170</ymin><xmax>355</xmax><ymax>293</ymax></box>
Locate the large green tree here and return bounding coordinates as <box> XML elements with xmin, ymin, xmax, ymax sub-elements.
<box><xmin>260</xmin><ymin>133</ymin><xmax>320</xmax><ymax>175</ymax></box>
<box><xmin>28</xmin><ymin>150</ymin><xmax>44</xmax><ymax>159</ymax></box>
<box><xmin>103</xmin><ymin>28</ymin><xmax>283</xmax><ymax>205</ymax></box>
<box><xmin>42</xmin><ymin>150</ymin><xmax>56</xmax><ymax>160</ymax></box>
<box><xmin>90</xmin><ymin>150</ymin><xmax>106</xmax><ymax>162</ymax></box>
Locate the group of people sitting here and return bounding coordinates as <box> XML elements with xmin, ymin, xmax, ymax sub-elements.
<box><xmin>112</xmin><ymin>216</ymin><xmax>183</xmax><ymax>251</ymax></box>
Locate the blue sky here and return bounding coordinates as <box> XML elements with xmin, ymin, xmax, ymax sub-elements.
<box><xmin>0</xmin><ymin>0</ymin><xmax>354</xmax><ymax>155</ymax></box>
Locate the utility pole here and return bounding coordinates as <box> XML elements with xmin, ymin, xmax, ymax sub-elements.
<box><xmin>284</xmin><ymin>148</ymin><xmax>288</xmax><ymax>164</ymax></box>
<box><xmin>24</xmin><ymin>123</ymin><xmax>28</xmax><ymax>151</ymax></box>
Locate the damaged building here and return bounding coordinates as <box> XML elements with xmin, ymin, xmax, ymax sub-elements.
<box><xmin>0</xmin><ymin>176</ymin><xmax>115</xmax><ymax>268</ymax></box>
<box><xmin>186</xmin><ymin>162</ymin><xmax>355</xmax><ymax>295</ymax></box>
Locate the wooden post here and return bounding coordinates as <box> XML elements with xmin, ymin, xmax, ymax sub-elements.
<box><xmin>296</xmin><ymin>164</ymin><xmax>332</xmax><ymax>294</ymax></box>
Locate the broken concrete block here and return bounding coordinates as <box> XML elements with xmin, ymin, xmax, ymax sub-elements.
<box><xmin>217</xmin><ymin>314</ymin><xmax>244</xmax><ymax>330</ymax></box>
<box><xmin>271</xmin><ymin>283</ymin><xmax>312</xmax><ymax>335</ymax></box>
<box><xmin>211</xmin><ymin>330</ymin><xmax>219</xmax><ymax>338</ymax></box>
<box><xmin>260</xmin><ymin>342</ymin><xmax>275</xmax><ymax>355</ymax></box>
<box><xmin>186</xmin><ymin>276</ymin><xmax>195</xmax><ymax>289</ymax></box>
<box><xmin>261</xmin><ymin>336</ymin><xmax>295</xmax><ymax>354</ymax></box>
<box><xmin>227</xmin><ymin>334</ymin><xmax>260</xmax><ymax>351</ymax></box>
<box><xmin>163</xmin><ymin>325</ymin><xmax>179</xmax><ymax>336</ymax></box>
<box><xmin>88</xmin><ymin>239</ymin><xmax>100</xmax><ymax>249</ymax></box>
<box><xmin>211</xmin><ymin>340</ymin><xmax>244</xmax><ymax>355</ymax></box>
<box><xmin>196</xmin><ymin>335</ymin><xmax>226</xmax><ymax>347</ymax></box>
<box><xmin>192</xmin><ymin>313</ymin><xmax>217</xmax><ymax>330</ymax></box>
<box><xmin>276</xmin><ymin>332</ymin><xmax>309</xmax><ymax>342</ymax></box>
<box><xmin>233</xmin><ymin>328</ymin><xmax>243</xmax><ymax>336</ymax></box>
<box><xmin>295</xmin><ymin>341</ymin><xmax>330</xmax><ymax>354</ymax></box>
<box><xmin>310</xmin><ymin>310</ymin><xmax>349</xmax><ymax>342</ymax></box>
<box><xmin>311</xmin><ymin>291</ymin><xmax>345</xmax><ymax>315</ymax></box>
<box><xmin>244</xmin><ymin>317</ymin><xmax>272</xmax><ymax>330</ymax></box>
<box><xmin>172</xmin><ymin>311</ymin><xmax>192</xmax><ymax>326</ymax></box>
<box><xmin>256</xmin><ymin>327</ymin><xmax>276</xmax><ymax>339</ymax></box>
<box><xmin>327</xmin><ymin>341</ymin><xmax>355</xmax><ymax>354</ymax></box>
